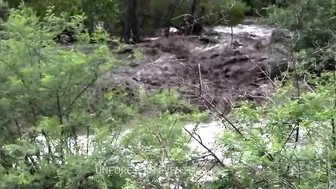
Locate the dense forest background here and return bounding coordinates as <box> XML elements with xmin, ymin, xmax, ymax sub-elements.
<box><xmin>0</xmin><ymin>0</ymin><xmax>336</xmax><ymax>188</ymax></box>
<box><xmin>0</xmin><ymin>0</ymin><xmax>274</xmax><ymax>41</ymax></box>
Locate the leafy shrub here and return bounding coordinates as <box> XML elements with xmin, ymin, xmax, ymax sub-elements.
<box><xmin>207</xmin><ymin>69</ymin><xmax>336</xmax><ymax>188</ymax></box>
<box><xmin>0</xmin><ymin>5</ymin><xmax>127</xmax><ymax>188</ymax></box>
<box><xmin>265</xmin><ymin>0</ymin><xmax>336</xmax><ymax>73</ymax></box>
<box><xmin>202</xmin><ymin>0</ymin><xmax>250</xmax><ymax>26</ymax></box>
<box><xmin>0</xmin><ymin>5</ymin><xmax>208</xmax><ymax>188</ymax></box>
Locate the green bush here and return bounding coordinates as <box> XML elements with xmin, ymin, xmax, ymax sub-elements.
<box><xmin>0</xmin><ymin>5</ymin><xmax>127</xmax><ymax>188</ymax></box>
<box><xmin>201</xmin><ymin>0</ymin><xmax>250</xmax><ymax>26</ymax></box>
<box><xmin>0</xmin><ymin>5</ymin><xmax>207</xmax><ymax>188</ymax></box>
<box><xmin>207</xmin><ymin>69</ymin><xmax>336</xmax><ymax>188</ymax></box>
<box><xmin>266</xmin><ymin>0</ymin><xmax>336</xmax><ymax>73</ymax></box>
<box><xmin>266</xmin><ymin>0</ymin><xmax>336</xmax><ymax>50</ymax></box>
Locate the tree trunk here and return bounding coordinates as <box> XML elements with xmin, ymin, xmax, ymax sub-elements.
<box><xmin>188</xmin><ymin>0</ymin><xmax>199</xmax><ymax>24</ymax></box>
<box><xmin>162</xmin><ymin>0</ymin><xmax>180</xmax><ymax>37</ymax></box>
<box><xmin>182</xmin><ymin>0</ymin><xmax>203</xmax><ymax>35</ymax></box>
<box><xmin>123</xmin><ymin>0</ymin><xmax>140</xmax><ymax>43</ymax></box>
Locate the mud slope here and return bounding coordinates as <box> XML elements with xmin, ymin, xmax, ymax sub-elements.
<box><xmin>101</xmin><ymin>25</ymin><xmax>291</xmax><ymax>114</ymax></box>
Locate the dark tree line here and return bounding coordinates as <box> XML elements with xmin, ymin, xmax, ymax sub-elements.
<box><xmin>1</xmin><ymin>0</ymin><xmax>283</xmax><ymax>44</ymax></box>
<box><xmin>122</xmin><ymin>0</ymin><xmax>140</xmax><ymax>43</ymax></box>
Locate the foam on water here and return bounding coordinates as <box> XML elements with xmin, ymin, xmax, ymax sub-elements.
<box><xmin>198</xmin><ymin>24</ymin><xmax>274</xmax><ymax>52</ymax></box>
<box><xmin>213</xmin><ymin>24</ymin><xmax>273</xmax><ymax>37</ymax></box>
<box><xmin>184</xmin><ymin>121</ymin><xmax>224</xmax><ymax>156</ymax></box>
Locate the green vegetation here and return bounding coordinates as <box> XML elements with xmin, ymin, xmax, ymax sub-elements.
<box><xmin>265</xmin><ymin>0</ymin><xmax>336</xmax><ymax>73</ymax></box>
<box><xmin>1</xmin><ymin>0</ymin><xmax>251</xmax><ymax>36</ymax></box>
<box><xmin>0</xmin><ymin>0</ymin><xmax>335</xmax><ymax>188</ymax></box>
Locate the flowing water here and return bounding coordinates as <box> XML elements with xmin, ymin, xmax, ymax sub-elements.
<box><xmin>37</xmin><ymin>23</ymin><xmax>282</xmax><ymax>186</ymax></box>
<box><xmin>177</xmin><ymin>24</ymin><xmax>276</xmax><ymax>159</ymax></box>
<box><xmin>214</xmin><ymin>24</ymin><xmax>273</xmax><ymax>37</ymax></box>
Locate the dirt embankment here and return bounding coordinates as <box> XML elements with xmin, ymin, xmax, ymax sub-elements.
<box><xmin>96</xmin><ymin>26</ymin><xmax>291</xmax><ymax>115</ymax></box>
